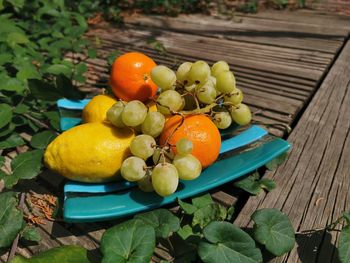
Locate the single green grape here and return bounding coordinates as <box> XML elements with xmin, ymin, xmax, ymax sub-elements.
<box><xmin>176</xmin><ymin>138</ymin><xmax>193</xmax><ymax>155</ymax></box>
<box><xmin>138</xmin><ymin>170</ymin><xmax>154</xmax><ymax>192</ymax></box>
<box><xmin>141</xmin><ymin>111</ymin><xmax>165</xmax><ymax>138</ymax></box>
<box><xmin>230</xmin><ymin>103</ymin><xmax>252</xmax><ymax>125</ymax></box>
<box><xmin>151</xmin><ymin>65</ymin><xmax>176</xmax><ymax>91</ymax></box>
<box><xmin>107</xmin><ymin>101</ymin><xmax>126</xmax><ymax>128</ymax></box>
<box><xmin>156</xmin><ymin>90</ymin><xmax>184</xmax><ymax>115</ymax></box>
<box><xmin>130</xmin><ymin>134</ymin><xmax>156</xmax><ymax>160</ymax></box>
<box><xmin>195</xmin><ymin>81</ymin><xmax>217</xmax><ymax>104</ymax></box>
<box><xmin>121</xmin><ymin>156</ymin><xmax>146</xmax><ymax>182</ymax></box>
<box><xmin>173</xmin><ymin>154</ymin><xmax>202</xmax><ymax>180</ymax></box>
<box><xmin>213</xmin><ymin>111</ymin><xmax>232</xmax><ymax>129</ymax></box>
<box><xmin>216</xmin><ymin>71</ymin><xmax>236</xmax><ymax>94</ymax></box>
<box><xmin>152</xmin><ymin>163</ymin><xmax>179</xmax><ymax>197</ymax></box>
<box><xmin>122</xmin><ymin>100</ymin><xmax>147</xmax><ymax>127</ymax></box>
<box><xmin>176</xmin><ymin>62</ymin><xmax>192</xmax><ymax>84</ymax></box>
<box><xmin>211</xmin><ymin>61</ymin><xmax>230</xmax><ymax>78</ymax></box>
<box><xmin>224</xmin><ymin>88</ymin><xmax>243</xmax><ymax>106</ymax></box>
<box><xmin>188</xmin><ymin>60</ymin><xmax>210</xmax><ymax>85</ymax></box>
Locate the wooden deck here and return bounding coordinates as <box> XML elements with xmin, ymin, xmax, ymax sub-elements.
<box><xmin>1</xmin><ymin>10</ymin><xmax>350</xmax><ymax>263</ymax></box>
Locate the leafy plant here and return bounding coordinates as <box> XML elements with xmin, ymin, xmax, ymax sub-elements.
<box><xmin>234</xmin><ymin>172</ymin><xmax>276</xmax><ymax>195</ymax></box>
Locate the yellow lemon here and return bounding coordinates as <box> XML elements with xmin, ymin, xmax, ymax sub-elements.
<box><xmin>82</xmin><ymin>94</ymin><xmax>117</xmax><ymax>123</ymax></box>
<box><xmin>44</xmin><ymin>123</ymin><xmax>135</xmax><ymax>182</ymax></box>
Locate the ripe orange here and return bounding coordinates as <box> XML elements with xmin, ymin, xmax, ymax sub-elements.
<box><xmin>110</xmin><ymin>52</ymin><xmax>158</xmax><ymax>102</ymax></box>
<box><xmin>160</xmin><ymin>115</ymin><xmax>221</xmax><ymax>168</ymax></box>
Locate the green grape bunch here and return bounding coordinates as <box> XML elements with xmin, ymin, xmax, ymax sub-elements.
<box><xmin>106</xmin><ymin>59</ymin><xmax>252</xmax><ymax>197</ymax></box>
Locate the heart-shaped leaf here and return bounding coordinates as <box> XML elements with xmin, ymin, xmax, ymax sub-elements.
<box><xmin>135</xmin><ymin>209</ymin><xmax>180</xmax><ymax>239</ymax></box>
<box><xmin>101</xmin><ymin>219</ymin><xmax>155</xmax><ymax>263</ymax></box>
<box><xmin>178</xmin><ymin>199</ymin><xmax>197</xmax><ymax>215</ymax></box>
<box><xmin>198</xmin><ymin>221</ymin><xmax>262</xmax><ymax>263</ymax></box>
<box><xmin>252</xmin><ymin>208</ymin><xmax>295</xmax><ymax>256</ymax></box>
<box><xmin>0</xmin><ymin>103</ymin><xmax>13</xmax><ymax>129</ymax></box>
<box><xmin>338</xmin><ymin>226</ymin><xmax>350</xmax><ymax>263</ymax></box>
<box><xmin>0</xmin><ymin>192</ymin><xmax>24</xmax><ymax>248</ymax></box>
<box><xmin>11</xmin><ymin>245</ymin><xmax>91</xmax><ymax>263</ymax></box>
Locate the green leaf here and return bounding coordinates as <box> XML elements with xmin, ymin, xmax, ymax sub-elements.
<box><xmin>107</xmin><ymin>50</ymin><xmax>120</xmax><ymax>65</ymax></box>
<box><xmin>0</xmin><ymin>133</ymin><xmax>25</xmax><ymax>149</ymax></box>
<box><xmin>234</xmin><ymin>173</ymin><xmax>261</xmax><ymax>195</ymax></box>
<box><xmin>87</xmin><ymin>49</ymin><xmax>97</xmax><ymax>58</ymax></box>
<box><xmin>43</xmin><ymin>111</ymin><xmax>60</xmax><ymax>130</ymax></box>
<box><xmin>339</xmin><ymin>226</ymin><xmax>350</xmax><ymax>263</ymax></box>
<box><xmin>46</xmin><ymin>64</ymin><xmax>72</xmax><ymax>77</ymax></box>
<box><xmin>0</xmin><ymin>192</ymin><xmax>24</xmax><ymax>248</ymax></box>
<box><xmin>2</xmin><ymin>78</ymin><xmax>25</xmax><ymax>94</ymax></box>
<box><xmin>135</xmin><ymin>209</ymin><xmax>180</xmax><ymax>239</ymax></box>
<box><xmin>30</xmin><ymin>131</ymin><xmax>56</xmax><ymax>149</ymax></box>
<box><xmin>0</xmin><ymin>156</ymin><xmax>5</xmax><ymax>167</ymax></box>
<box><xmin>177</xmin><ymin>224</ymin><xmax>195</xmax><ymax>240</ymax></box>
<box><xmin>259</xmin><ymin>178</ymin><xmax>276</xmax><ymax>192</ymax></box>
<box><xmin>227</xmin><ymin>206</ymin><xmax>235</xmax><ymax>221</ymax></box>
<box><xmin>6</xmin><ymin>0</ymin><xmax>25</xmax><ymax>9</ymax></box>
<box><xmin>178</xmin><ymin>199</ymin><xmax>197</xmax><ymax>215</ymax></box>
<box><xmin>16</xmin><ymin>64</ymin><xmax>41</xmax><ymax>81</ymax></box>
<box><xmin>14</xmin><ymin>104</ymin><xmax>29</xmax><ymax>114</ymax></box>
<box><xmin>193</xmin><ymin>203</ymin><xmax>227</xmax><ymax>228</ymax></box>
<box><xmin>192</xmin><ymin>194</ymin><xmax>214</xmax><ymax>208</ymax></box>
<box><xmin>343</xmin><ymin>212</ymin><xmax>350</xmax><ymax>225</ymax></box>
<box><xmin>0</xmin><ymin>103</ymin><xmax>13</xmax><ymax>129</ymax></box>
<box><xmin>266</xmin><ymin>152</ymin><xmax>288</xmax><ymax>170</ymax></box>
<box><xmin>21</xmin><ymin>226</ymin><xmax>41</xmax><ymax>242</ymax></box>
<box><xmin>28</xmin><ymin>79</ymin><xmax>61</xmax><ymax>101</ymax></box>
<box><xmin>252</xmin><ymin>208</ymin><xmax>295</xmax><ymax>256</ymax></box>
<box><xmin>7</xmin><ymin>32</ymin><xmax>29</xmax><ymax>46</ymax></box>
<box><xmin>198</xmin><ymin>222</ymin><xmax>262</xmax><ymax>263</ymax></box>
<box><xmin>101</xmin><ymin>219</ymin><xmax>155</xmax><ymax>263</ymax></box>
<box><xmin>7</xmin><ymin>149</ymin><xmax>43</xmax><ymax>187</ymax></box>
<box><xmin>0</xmin><ymin>122</ymin><xmax>16</xmax><ymax>137</ymax></box>
<box><xmin>11</xmin><ymin>245</ymin><xmax>91</xmax><ymax>263</ymax></box>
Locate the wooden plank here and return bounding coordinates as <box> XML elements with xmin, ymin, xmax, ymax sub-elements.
<box><xmin>123</xmin><ymin>15</ymin><xmax>345</xmax><ymax>52</ymax></box>
<box><xmin>235</xmin><ymin>40</ymin><xmax>350</xmax><ymax>262</ymax></box>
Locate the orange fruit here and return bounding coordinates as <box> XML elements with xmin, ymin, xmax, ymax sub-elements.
<box><xmin>160</xmin><ymin>115</ymin><xmax>221</xmax><ymax>168</ymax></box>
<box><xmin>110</xmin><ymin>52</ymin><xmax>158</xmax><ymax>102</ymax></box>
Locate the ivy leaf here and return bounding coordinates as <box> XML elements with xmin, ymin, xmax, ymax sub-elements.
<box><xmin>177</xmin><ymin>224</ymin><xmax>195</xmax><ymax>240</ymax></box>
<box><xmin>11</xmin><ymin>245</ymin><xmax>91</xmax><ymax>263</ymax></box>
<box><xmin>178</xmin><ymin>199</ymin><xmax>197</xmax><ymax>215</ymax></box>
<box><xmin>339</xmin><ymin>226</ymin><xmax>350</xmax><ymax>263</ymax></box>
<box><xmin>7</xmin><ymin>149</ymin><xmax>44</xmax><ymax>188</ymax></box>
<box><xmin>21</xmin><ymin>226</ymin><xmax>41</xmax><ymax>242</ymax></box>
<box><xmin>198</xmin><ymin>221</ymin><xmax>262</xmax><ymax>263</ymax></box>
<box><xmin>265</xmin><ymin>152</ymin><xmax>288</xmax><ymax>170</ymax></box>
<box><xmin>101</xmin><ymin>219</ymin><xmax>155</xmax><ymax>263</ymax></box>
<box><xmin>252</xmin><ymin>208</ymin><xmax>295</xmax><ymax>256</ymax></box>
<box><xmin>234</xmin><ymin>173</ymin><xmax>261</xmax><ymax>195</ymax></box>
<box><xmin>135</xmin><ymin>209</ymin><xmax>180</xmax><ymax>239</ymax></box>
<box><xmin>0</xmin><ymin>192</ymin><xmax>24</xmax><ymax>248</ymax></box>
<box><xmin>192</xmin><ymin>194</ymin><xmax>214</xmax><ymax>208</ymax></box>
<box><xmin>0</xmin><ymin>103</ymin><xmax>13</xmax><ymax>129</ymax></box>
<box><xmin>193</xmin><ymin>203</ymin><xmax>227</xmax><ymax>228</ymax></box>
<box><xmin>30</xmin><ymin>130</ymin><xmax>57</xmax><ymax>149</ymax></box>
<box><xmin>0</xmin><ymin>133</ymin><xmax>25</xmax><ymax>150</ymax></box>
<box><xmin>259</xmin><ymin>178</ymin><xmax>276</xmax><ymax>192</ymax></box>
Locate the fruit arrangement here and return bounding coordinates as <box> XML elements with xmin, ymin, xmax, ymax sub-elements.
<box><xmin>44</xmin><ymin>52</ymin><xmax>252</xmax><ymax>197</ymax></box>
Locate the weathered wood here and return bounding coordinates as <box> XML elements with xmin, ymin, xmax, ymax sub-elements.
<box><xmin>235</xmin><ymin>40</ymin><xmax>350</xmax><ymax>263</ymax></box>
